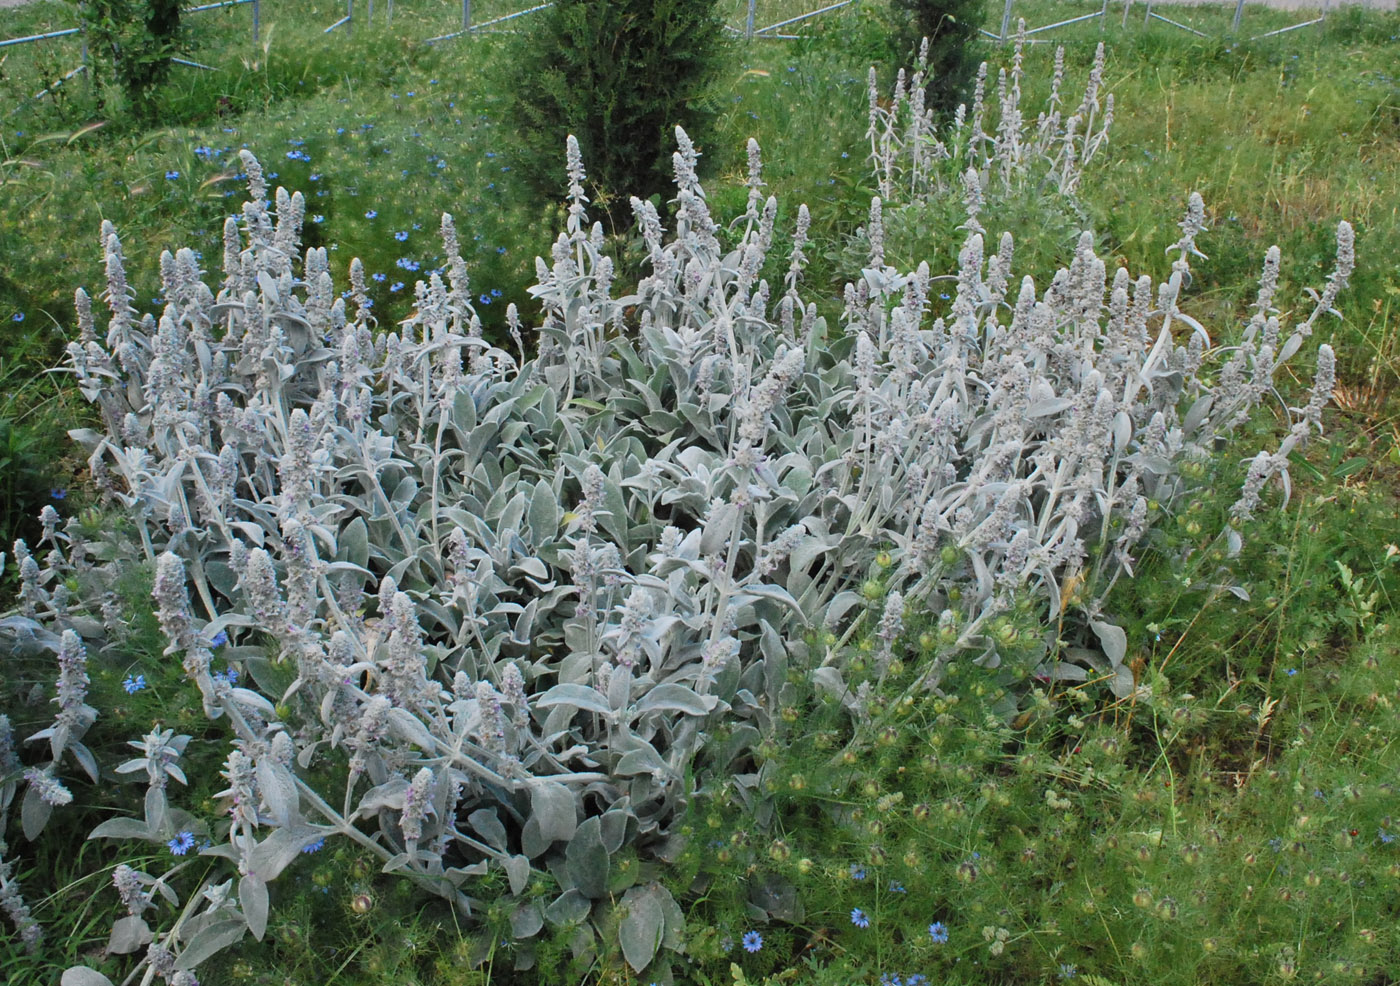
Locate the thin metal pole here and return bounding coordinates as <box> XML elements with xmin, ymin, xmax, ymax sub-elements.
<box><xmin>1144</xmin><ymin>0</ymin><xmax>1151</xmax><ymax>26</ymax></box>
<box><xmin>348</xmin><ymin>0</ymin><xmax>353</xmax><ymax>35</ymax></box>
<box><xmin>253</xmin><ymin>0</ymin><xmax>260</xmax><ymax>42</ymax></box>
<box><xmin>1100</xmin><ymin>0</ymin><xmax>1108</xmax><ymax>29</ymax></box>
<box><xmin>746</xmin><ymin>0</ymin><xmax>756</xmax><ymax>39</ymax></box>
<box><xmin>463</xmin><ymin>0</ymin><xmax>470</xmax><ymax>30</ymax></box>
<box><xmin>1122</xmin><ymin>0</ymin><xmax>1131</xmax><ymax>28</ymax></box>
<box><xmin>999</xmin><ymin>0</ymin><xmax>1014</xmax><ymax>41</ymax></box>
<box><xmin>1231</xmin><ymin>0</ymin><xmax>1245</xmax><ymax>33</ymax></box>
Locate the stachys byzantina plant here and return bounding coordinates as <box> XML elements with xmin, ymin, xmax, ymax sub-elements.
<box><xmin>2</xmin><ymin>124</ymin><xmax>1347</xmax><ymax>981</ymax></box>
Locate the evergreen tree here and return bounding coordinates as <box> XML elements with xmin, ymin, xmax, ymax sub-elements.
<box><xmin>889</xmin><ymin>0</ymin><xmax>987</xmax><ymax>117</ymax></box>
<box><xmin>504</xmin><ymin>0</ymin><xmax>728</xmax><ymax>228</ymax></box>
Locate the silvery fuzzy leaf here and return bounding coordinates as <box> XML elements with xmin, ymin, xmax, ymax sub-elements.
<box><xmin>565</xmin><ymin>816</ymin><xmax>609</xmax><ymax>898</ymax></box>
<box><xmin>529</xmin><ymin>780</ymin><xmax>578</xmax><ymax>843</ymax></box>
<box><xmin>536</xmin><ymin>683</ymin><xmax>613</xmax><ymax>719</ymax></box>
<box><xmin>387</xmin><ymin>708</ymin><xmax>438</xmax><ymax>752</ymax></box>
<box><xmin>88</xmin><ymin>816</ymin><xmax>152</xmax><ymax>841</ymax></box>
<box><xmin>749</xmin><ymin>872</ymin><xmax>803</xmax><ymax>922</ymax></box>
<box><xmin>1089</xmin><ymin>620</ymin><xmax>1128</xmax><ymax>668</ymax></box>
<box><xmin>614</xmin><ymin>739</ymin><xmax>670</xmax><ymax>779</ymax></box>
<box><xmin>357</xmin><ymin>778</ymin><xmax>408</xmax><ymax>815</ymax></box>
<box><xmin>504</xmin><ymin>854</ymin><xmax>532</xmax><ymax>896</ymax></box>
<box><xmin>174</xmin><ymin>916</ymin><xmax>246</xmax><ymax>970</ymax></box>
<box><xmin>511</xmin><ymin>900</ymin><xmax>544</xmax><ymax>939</ymax></box>
<box><xmin>254</xmin><ymin>759</ymin><xmax>299</xmax><ymax>827</ymax></box>
<box><xmin>544</xmin><ymin>888</ymin><xmax>592</xmax><ymax>927</ymax></box>
<box><xmin>1182</xmin><ymin>395</ymin><xmax>1214</xmax><ymax>438</ymax></box>
<box><xmin>21</xmin><ymin>782</ymin><xmax>53</xmax><ymax>841</ymax></box>
<box><xmin>599</xmin><ymin>809</ymin><xmax>633</xmax><ymax>853</ymax></box>
<box><xmin>239</xmin><ymin>873</ymin><xmax>269</xmax><ymax>941</ymax></box>
<box><xmin>618</xmin><ymin>883</ymin><xmax>666</xmax><ymax>972</ymax></box>
<box><xmin>105</xmin><ymin>916</ymin><xmax>153</xmax><ymax>955</ymax></box>
<box><xmin>823</xmin><ymin>591</ymin><xmax>864</xmax><ymax>628</ymax></box>
<box><xmin>629</xmin><ymin>684</ymin><xmax>715</xmax><ymax>719</ymax></box>
<box><xmin>699</xmin><ymin>502</ymin><xmax>739</xmax><ymax>555</ymax></box>
<box><xmin>468</xmin><ymin>808</ymin><xmax>509</xmax><ymax>853</ymax></box>
<box><xmin>145</xmin><ymin>786</ymin><xmax>169</xmax><ymax>836</ymax></box>
<box><xmin>810</xmin><ymin>667</ymin><xmax>855</xmax><ymax>710</ymax></box>
<box><xmin>337</xmin><ymin>517</ymin><xmax>369</xmax><ymax>569</ymax></box>
<box><xmin>61</xmin><ymin>969</ymin><xmax>115</xmax><ymax>986</ymax></box>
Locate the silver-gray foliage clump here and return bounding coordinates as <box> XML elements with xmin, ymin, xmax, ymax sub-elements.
<box><xmin>1</xmin><ymin>128</ymin><xmax>1348</xmax><ymax>979</ymax></box>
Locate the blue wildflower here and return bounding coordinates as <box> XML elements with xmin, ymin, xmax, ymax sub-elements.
<box><xmin>301</xmin><ymin>837</ymin><xmax>326</xmax><ymax>854</ymax></box>
<box><xmin>210</xmin><ymin>630</ymin><xmax>228</xmax><ymax>647</ymax></box>
<box><xmin>365</xmin><ymin>210</ymin><xmax>378</xmax><ymax>219</ymax></box>
<box><xmin>395</xmin><ymin>230</ymin><xmax>409</xmax><ymax>242</ymax></box>
<box><xmin>849</xmin><ymin>864</ymin><xmax>867</xmax><ymax>880</ymax></box>
<box><xmin>167</xmin><ymin>831</ymin><xmax>195</xmax><ymax>855</ymax></box>
<box><xmin>1380</xmin><ymin>828</ymin><xmax>1394</xmax><ymax>844</ymax></box>
<box><xmin>889</xmin><ymin>881</ymin><xmax>906</xmax><ymax>893</ymax></box>
<box><xmin>851</xmin><ymin>908</ymin><xmax>870</xmax><ymax>928</ymax></box>
<box><xmin>390</xmin><ymin>282</ymin><xmax>404</xmax><ymax>293</ymax></box>
<box><xmin>742</xmin><ymin>931</ymin><xmax>763</xmax><ymax>953</ymax></box>
<box><xmin>311</xmin><ymin>214</ymin><xmax>324</xmax><ymax>223</ymax></box>
<box><xmin>1059</xmin><ymin>964</ymin><xmax>1077</xmax><ymax>980</ymax></box>
<box><xmin>165</xmin><ymin>170</ymin><xmax>180</xmax><ymax>180</ymax></box>
<box><xmin>50</xmin><ymin>488</ymin><xmax>67</xmax><ymax>500</ymax></box>
<box><xmin>928</xmin><ymin>922</ymin><xmax>948</xmax><ymax>944</ymax></box>
<box><xmin>122</xmin><ymin>674</ymin><xmax>147</xmax><ymax>694</ymax></box>
<box><xmin>372</xmin><ymin>272</ymin><xmax>386</xmax><ymax>282</ymax></box>
<box><xmin>12</xmin><ymin>312</ymin><xmax>24</xmax><ymax>322</ymax></box>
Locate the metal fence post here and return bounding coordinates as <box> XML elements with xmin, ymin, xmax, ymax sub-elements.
<box><xmin>1099</xmin><ymin>0</ymin><xmax>1108</xmax><ymax>29</ymax></box>
<box><xmin>746</xmin><ymin>0</ymin><xmax>756</xmax><ymax>39</ymax></box>
<box><xmin>348</xmin><ymin>0</ymin><xmax>353</xmax><ymax>35</ymax></box>
<box><xmin>252</xmin><ymin>0</ymin><xmax>260</xmax><ymax>43</ymax></box>
<box><xmin>1230</xmin><ymin>0</ymin><xmax>1244</xmax><ymax>33</ymax></box>
<box><xmin>999</xmin><ymin>0</ymin><xmax>1014</xmax><ymax>41</ymax></box>
<box><xmin>463</xmin><ymin>0</ymin><xmax>471</xmax><ymax>31</ymax></box>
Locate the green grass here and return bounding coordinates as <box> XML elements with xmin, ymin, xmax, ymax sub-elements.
<box><xmin>2</xmin><ymin>1</ymin><xmax>1400</xmax><ymax>983</ymax></box>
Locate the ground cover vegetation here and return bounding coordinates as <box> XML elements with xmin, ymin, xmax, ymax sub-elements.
<box><xmin>0</xmin><ymin>2</ymin><xmax>1398</xmax><ymax>984</ymax></box>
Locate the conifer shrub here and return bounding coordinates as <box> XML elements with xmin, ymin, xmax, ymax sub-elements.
<box><xmin>502</xmin><ymin>0</ymin><xmax>728</xmax><ymax>229</ymax></box>
<box><xmin>889</xmin><ymin>0</ymin><xmax>987</xmax><ymax>116</ymax></box>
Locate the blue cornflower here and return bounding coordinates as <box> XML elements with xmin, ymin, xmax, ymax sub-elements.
<box><xmin>849</xmin><ymin>864</ymin><xmax>867</xmax><ymax>880</ymax></box>
<box><xmin>301</xmin><ymin>837</ymin><xmax>326</xmax><ymax>854</ymax></box>
<box><xmin>478</xmin><ymin>293</ymin><xmax>492</xmax><ymax>305</ymax></box>
<box><xmin>496</xmin><ymin>245</ymin><xmax>506</xmax><ymax>254</ymax></box>
<box><xmin>365</xmin><ymin>210</ymin><xmax>378</xmax><ymax>219</ymax></box>
<box><xmin>390</xmin><ymin>281</ymin><xmax>404</xmax><ymax>293</ymax></box>
<box><xmin>310</xmin><ymin>173</ymin><xmax>321</xmax><ymax>181</ymax></box>
<box><xmin>167</xmin><ymin>831</ymin><xmax>195</xmax><ymax>855</ymax></box>
<box><xmin>928</xmin><ymin>921</ymin><xmax>949</xmax><ymax>944</ymax></box>
<box><xmin>12</xmin><ymin>312</ymin><xmax>25</xmax><ymax>322</ymax></box>
<box><xmin>165</xmin><ymin>170</ymin><xmax>180</xmax><ymax>180</ymax></box>
<box><xmin>851</xmin><ymin>908</ymin><xmax>870</xmax><ymax>928</ymax></box>
<box><xmin>490</xmin><ymin>288</ymin><xmax>501</xmax><ymax>298</ymax></box>
<box><xmin>1058</xmin><ymin>964</ymin><xmax>1077</xmax><ymax>980</ymax></box>
<box><xmin>742</xmin><ymin>931</ymin><xmax>763</xmax><ymax>953</ymax></box>
<box><xmin>372</xmin><ymin>272</ymin><xmax>387</xmax><ymax>282</ymax></box>
<box><xmin>906</xmin><ymin>977</ymin><xmax>928</xmax><ymax>986</ymax></box>
<box><xmin>1380</xmin><ymin>828</ymin><xmax>1394</xmax><ymax>844</ymax></box>
<box><xmin>122</xmin><ymin>674</ymin><xmax>147</xmax><ymax>694</ymax></box>
<box><xmin>50</xmin><ymin>488</ymin><xmax>67</xmax><ymax>500</ymax></box>
<box><xmin>311</xmin><ymin>214</ymin><xmax>324</xmax><ymax>223</ymax></box>
<box><xmin>395</xmin><ymin>230</ymin><xmax>409</xmax><ymax>242</ymax></box>
<box><xmin>210</xmin><ymin>630</ymin><xmax>228</xmax><ymax>647</ymax></box>
<box><xmin>1286</xmin><ymin>668</ymin><xmax>1298</xmax><ymax>676</ymax></box>
<box><xmin>336</xmin><ymin>127</ymin><xmax>346</xmax><ymax>134</ymax></box>
<box><xmin>889</xmin><ymin>881</ymin><xmax>906</xmax><ymax>893</ymax></box>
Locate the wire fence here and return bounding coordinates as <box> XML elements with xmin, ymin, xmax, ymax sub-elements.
<box><xmin>0</xmin><ymin>0</ymin><xmax>1344</xmax><ymax>115</ymax></box>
